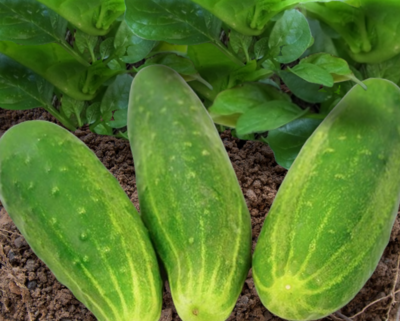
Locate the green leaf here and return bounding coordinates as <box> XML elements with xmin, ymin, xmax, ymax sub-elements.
<box><xmin>0</xmin><ymin>41</ymin><xmax>121</xmax><ymax>101</ymax></box>
<box><xmin>74</xmin><ymin>29</ymin><xmax>99</xmax><ymax>62</ymax></box>
<box><xmin>236</xmin><ymin>100</ymin><xmax>309</xmax><ymax>136</ymax></box>
<box><xmin>301</xmin><ymin>53</ymin><xmax>352</xmax><ymax>76</ymax></box>
<box><xmin>107</xmin><ymin>109</ymin><xmax>128</xmax><ymax>129</ymax></box>
<box><xmin>92</xmin><ymin>122</ymin><xmax>113</xmax><ymax>135</ymax></box>
<box><xmin>125</xmin><ymin>0</ymin><xmax>222</xmax><ymax>45</ymax></box>
<box><xmin>86</xmin><ymin>102</ymin><xmax>101</xmax><ymax>124</ymax></box>
<box><xmin>302</xmin><ymin>19</ymin><xmax>338</xmax><ymax>57</ymax></box>
<box><xmin>254</xmin><ymin>37</ymin><xmax>269</xmax><ymax>60</ymax></box>
<box><xmin>289</xmin><ymin>63</ymin><xmax>334</xmax><ymax>87</ymax></box>
<box><xmin>140</xmin><ymin>54</ymin><xmax>198</xmax><ymax>76</ymax></box>
<box><xmin>229</xmin><ymin>29</ymin><xmax>252</xmax><ymax>62</ymax></box>
<box><xmin>364</xmin><ymin>54</ymin><xmax>400</xmax><ymax>86</ymax></box>
<box><xmin>0</xmin><ymin>54</ymin><xmax>53</xmax><ymax>110</ymax></box>
<box><xmin>100</xmin><ymin>37</ymin><xmax>115</xmax><ymax>60</ymax></box>
<box><xmin>36</xmin><ymin>0</ymin><xmax>126</xmax><ymax>35</ymax></box>
<box><xmin>0</xmin><ymin>0</ymin><xmax>68</xmax><ymax>45</ymax></box>
<box><xmin>100</xmin><ymin>74</ymin><xmax>133</xmax><ymax>119</ymax></box>
<box><xmin>279</xmin><ymin>70</ymin><xmax>331</xmax><ymax>103</ymax></box>
<box><xmin>267</xmin><ymin>117</ymin><xmax>322</xmax><ymax>169</ymax></box>
<box><xmin>61</xmin><ymin>95</ymin><xmax>85</xmax><ymax>127</ymax></box>
<box><xmin>209</xmin><ymin>82</ymin><xmax>290</xmax><ymax>116</ymax></box>
<box><xmin>269</xmin><ymin>9</ymin><xmax>312</xmax><ymax>63</ymax></box>
<box><xmin>114</xmin><ymin>20</ymin><xmax>156</xmax><ymax>63</ymax></box>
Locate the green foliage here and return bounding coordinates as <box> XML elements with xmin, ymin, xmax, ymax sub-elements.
<box><xmin>0</xmin><ymin>0</ymin><xmax>399</xmax><ymax>168</ymax></box>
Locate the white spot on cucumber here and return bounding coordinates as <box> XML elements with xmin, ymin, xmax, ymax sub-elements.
<box><xmin>177</xmin><ymin>100</ymin><xmax>184</xmax><ymax>105</ymax></box>
<box><xmin>80</xmin><ymin>232</ymin><xmax>88</xmax><ymax>241</ymax></box>
<box><xmin>25</xmin><ymin>157</ymin><xmax>31</xmax><ymax>164</ymax></box>
<box><xmin>285</xmin><ymin>285</ymin><xmax>291</xmax><ymax>290</ymax></box>
<box><xmin>184</xmin><ymin>142</ymin><xmax>192</xmax><ymax>147</ymax></box>
<box><xmin>188</xmin><ymin>237</ymin><xmax>194</xmax><ymax>244</ymax></box>
<box><xmin>78</xmin><ymin>208</ymin><xmax>86</xmax><ymax>215</ymax></box>
<box><xmin>45</xmin><ymin>166</ymin><xmax>51</xmax><ymax>173</ymax></box>
<box><xmin>161</xmin><ymin>107</ymin><xmax>167</xmax><ymax>113</ymax></box>
<box><xmin>357</xmin><ymin>134</ymin><xmax>362</xmax><ymax>139</ymax></box>
<box><xmin>338</xmin><ymin>136</ymin><xmax>347</xmax><ymax>140</ymax></box>
<box><xmin>155</xmin><ymin>178</ymin><xmax>160</xmax><ymax>186</ymax></box>
<box><xmin>138</xmin><ymin>106</ymin><xmax>144</xmax><ymax>113</ymax></box>
<box><xmin>60</xmin><ymin>167</ymin><xmax>68</xmax><ymax>172</ymax></box>
<box><xmin>52</xmin><ymin>187</ymin><xmax>59</xmax><ymax>195</ymax></box>
<box><xmin>324</xmin><ymin>148</ymin><xmax>335</xmax><ymax>153</ymax></box>
<box><xmin>202</xmin><ymin>150</ymin><xmax>210</xmax><ymax>156</ymax></box>
<box><xmin>193</xmin><ymin>131</ymin><xmax>200</xmax><ymax>136</ymax></box>
<box><xmin>50</xmin><ymin>217</ymin><xmax>57</xmax><ymax>225</ymax></box>
<box><xmin>360</xmin><ymin>150</ymin><xmax>372</xmax><ymax>155</ymax></box>
<box><xmin>187</xmin><ymin>172</ymin><xmax>196</xmax><ymax>179</ymax></box>
<box><xmin>170</xmin><ymin>156</ymin><xmax>176</xmax><ymax>161</ymax></box>
<box><xmin>103</xmin><ymin>246</ymin><xmax>110</xmax><ymax>253</ymax></box>
<box><xmin>83</xmin><ymin>255</ymin><xmax>89</xmax><ymax>263</ymax></box>
<box><xmin>28</xmin><ymin>182</ymin><xmax>34</xmax><ymax>190</ymax></box>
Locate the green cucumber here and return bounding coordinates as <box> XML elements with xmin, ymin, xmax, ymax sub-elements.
<box><xmin>0</xmin><ymin>121</ymin><xmax>162</xmax><ymax>321</ymax></box>
<box><xmin>128</xmin><ymin>65</ymin><xmax>252</xmax><ymax>321</ymax></box>
<box><xmin>253</xmin><ymin>78</ymin><xmax>400</xmax><ymax>320</ymax></box>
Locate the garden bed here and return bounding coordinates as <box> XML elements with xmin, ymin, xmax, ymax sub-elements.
<box><xmin>0</xmin><ymin>108</ymin><xmax>399</xmax><ymax>321</ymax></box>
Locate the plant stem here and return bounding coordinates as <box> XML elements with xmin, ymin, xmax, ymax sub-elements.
<box><xmin>60</xmin><ymin>42</ymin><xmax>90</xmax><ymax>67</ymax></box>
<box><xmin>44</xmin><ymin>104</ymin><xmax>77</xmax><ymax>131</ymax></box>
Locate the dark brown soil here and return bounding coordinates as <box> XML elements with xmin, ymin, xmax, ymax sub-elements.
<box><xmin>1</xmin><ymin>108</ymin><xmax>400</xmax><ymax>321</ymax></box>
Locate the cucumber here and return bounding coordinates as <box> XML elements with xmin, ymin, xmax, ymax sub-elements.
<box><xmin>128</xmin><ymin>65</ymin><xmax>252</xmax><ymax>321</ymax></box>
<box><xmin>0</xmin><ymin>121</ymin><xmax>162</xmax><ymax>321</ymax></box>
<box><xmin>253</xmin><ymin>78</ymin><xmax>400</xmax><ymax>320</ymax></box>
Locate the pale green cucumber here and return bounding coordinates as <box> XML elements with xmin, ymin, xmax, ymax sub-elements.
<box><xmin>253</xmin><ymin>78</ymin><xmax>400</xmax><ymax>320</ymax></box>
<box><xmin>128</xmin><ymin>65</ymin><xmax>252</xmax><ymax>321</ymax></box>
<box><xmin>0</xmin><ymin>121</ymin><xmax>162</xmax><ymax>321</ymax></box>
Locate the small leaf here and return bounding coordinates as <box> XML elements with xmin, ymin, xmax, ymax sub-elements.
<box><xmin>236</xmin><ymin>100</ymin><xmax>309</xmax><ymax>136</ymax></box>
<box><xmin>279</xmin><ymin>70</ymin><xmax>331</xmax><ymax>103</ymax></box>
<box><xmin>289</xmin><ymin>63</ymin><xmax>334</xmax><ymax>87</ymax></box>
<box><xmin>267</xmin><ymin>117</ymin><xmax>322</xmax><ymax>169</ymax></box>
<box><xmin>209</xmin><ymin>83</ymin><xmax>290</xmax><ymax>116</ymax></box>
<box><xmin>100</xmin><ymin>37</ymin><xmax>115</xmax><ymax>60</ymax></box>
<box><xmin>229</xmin><ymin>29</ymin><xmax>252</xmax><ymax>61</ymax></box>
<box><xmin>269</xmin><ymin>9</ymin><xmax>312</xmax><ymax>63</ymax></box>
<box><xmin>100</xmin><ymin>74</ymin><xmax>133</xmax><ymax>117</ymax></box>
<box><xmin>61</xmin><ymin>95</ymin><xmax>85</xmax><ymax>127</ymax></box>
<box><xmin>86</xmin><ymin>102</ymin><xmax>101</xmax><ymax>124</ymax></box>
<box><xmin>254</xmin><ymin>37</ymin><xmax>269</xmax><ymax>60</ymax></box>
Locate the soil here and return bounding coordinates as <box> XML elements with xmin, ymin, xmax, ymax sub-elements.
<box><xmin>1</xmin><ymin>108</ymin><xmax>400</xmax><ymax>321</ymax></box>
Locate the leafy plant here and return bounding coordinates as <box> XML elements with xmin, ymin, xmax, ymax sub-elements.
<box><xmin>1</xmin><ymin>0</ymin><xmax>399</xmax><ymax>169</ymax></box>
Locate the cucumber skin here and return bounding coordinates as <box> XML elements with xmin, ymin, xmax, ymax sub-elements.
<box><xmin>128</xmin><ymin>65</ymin><xmax>252</xmax><ymax>321</ymax></box>
<box><xmin>0</xmin><ymin>121</ymin><xmax>162</xmax><ymax>321</ymax></box>
<box><xmin>253</xmin><ymin>78</ymin><xmax>400</xmax><ymax>320</ymax></box>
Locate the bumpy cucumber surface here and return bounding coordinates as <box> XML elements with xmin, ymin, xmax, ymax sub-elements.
<box><xmin>128</xmin><ymin>65</ymin><xmax>252</xmax><ymax>321</ymax></box>
<box><xmin>0</xmin><ymin>121</ymin><xmax>162</xmax><ymax>321</ymax></box>
<box><xmin>253</xmin><ymin>78</ymin><xmax>400</xmax><ymax>320</ymax></box>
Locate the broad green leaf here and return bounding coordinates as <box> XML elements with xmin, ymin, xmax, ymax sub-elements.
<box><xmin>0</xmin><ymin>0</ymin><xmax>68</xmax><ymax>45</ymax></box>
<box><xmin>140</xmin><ymin>54</ymin><xmax>197</xmax><ymax>76</ymax></box>
<box><xmin>125</xmin><ymin>0</ymin><xmax>222</xmax><ymax>45</ymax></box>
<box><xmin>302</xmin><ymin>19</ymin><xmax>338</xmax><ymax>57</ymax></box>
<box><xmin>92</xmin><ymin>122</ymin><xmax>113</xmax><ymax>135</ymax></box>
<box><xmin>86</xmin><ymin>102</ymin><xmax>101</xmax><ymax>124</ymax></box>
<box><xmin>289</xmin><ymin>63</ymin><xmax>334</xmax><ymax>87</ymax></box>
<box><xmin>150</xmin><ymin>42</ymin><xmax>187</xmax><ymax>55</ymax></box>
<box><xmin>61</xmin><ymin>95</ymin><xmax>85</xmax><ymax>127</ymax></box>
<box><xmin>36</xmin><ymin>0</ymin><xmax>126</xmax><ymax>35</ymax></box>
<box><xmin>236</xmin><ymin>100</ymin><xmax>309</xmax><ymax>136</ymax></box>
<box><xmin>301</xmin><ymin>53</ymin><xmax>352</xmax><ymax>76</ymax></box>
<box><xmin>267</xmin><ymin>117</ymin><xmax>322</xmax><ymax>169</ymax></box>
<box><xmin>209</xmin><ymin>82</ymin><xmax>290</xmax><ymax>116</ymax></box>
<box><xmin>0</xmin><ymin>41</ymin><xmax>121</xmax><ymax>101</ymax></box>
<box><xmin>100</xmin><ymin>74</ymin><xmax>133</xmax><ymax>119</ymax></box>
<box><xmin>279</xmin><ymin>70</ymin><xmax>331</xmax><ymax>103</ymax></box>
<box><xmin>269</xmin><ymin>9</ymin><xmax>312</xmax><ymax>63</ymax></box>
<box><xmin>0</xmin><ymin>54</ymin><xmax>53</xmax><ymax>110</ymax></box>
